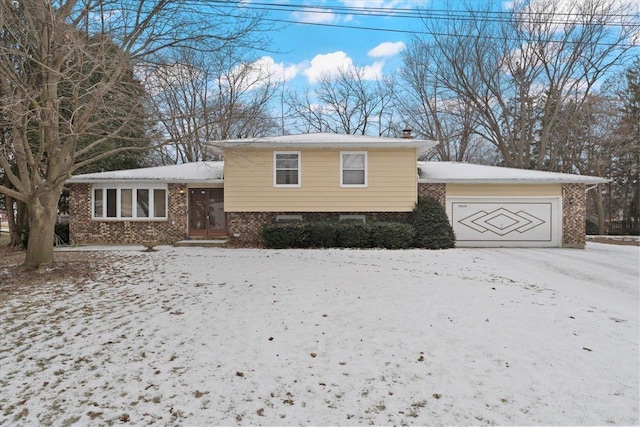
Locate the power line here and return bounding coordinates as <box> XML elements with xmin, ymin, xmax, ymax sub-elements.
<box><xmin>252</xmin><ymin>16</ymin><xmax>639</xmax><ymax>48</ymax></box>
<box><xmin>186</xmin><ymin>1</ymin><xmax>640</xmax><ymax>49</ymax></box>
<box><xmin>203</xmin><ymin>0</ymin><xmax>640</xmax><ymax>24</ymax></box>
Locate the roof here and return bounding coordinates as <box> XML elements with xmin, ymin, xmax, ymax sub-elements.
<box><xmin>214</xmin><ymin>132</ymin><xmax>437</xmax><ymax>156</ymax></box>
<box><xmin>67</xmin><ymin>159</ymin><xmax>609</xmax><ymax>186</ymax></box>
<box><xmin>418</xmin><ymin>161</ymin><xmax>609</xmax><ymax>185</ymax></box>
<box><xmin>68</xmin><ymin>161</ymin><xmax>224</xmax><ymax>183</ymax></box>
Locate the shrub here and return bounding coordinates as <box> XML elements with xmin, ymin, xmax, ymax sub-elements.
<box><xmin>55</xmin><ymin>223</ymin><xmax>70</xmax><ymax>244</ymax></box>
<box><xmin>262</xmin><ymin>223</ymin><xmax>308</xmax><ymax>249</ymax></box>
<box><xmin>369</xmin><ymin>222</ymin><xmax>415</xmax><ymax>249</ymax></box>
<box><xmin>306</xmin><ymin>221</ymin><xmax>337</xmax><ymax>248</ymax></box>
<box><xmin>585</xmin><ymin>219</ymin><xmax>599</xmax><ymax>235</ymax></box>
<box><xmin>412</xmin><ymin>197</ymin><xmax>456</xmax><ymax>249</ymax></box>
<box><xmin>336</xmin><ymin>223</ymin><xmax>372</xmax><ymax>248</ymax></box>
<box><xmin>20</xmin><ymin>222</ymin><xmax>29</xmax><ymax>249</ymax></box>
<box><xmin>264</xmin><ymin>221</ymin><xmax>416</xmax><ymax>249</ymax></box>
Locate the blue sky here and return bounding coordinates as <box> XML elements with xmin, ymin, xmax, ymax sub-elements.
<box><xmin>240</xmin><ymin>0</ymin><xmax>639</xmax><ymax>91</ymax></box>
<box><xmin>249</xmin><ymin>0</ymin><xmax>429</xmax><ymax>87</ymax></box>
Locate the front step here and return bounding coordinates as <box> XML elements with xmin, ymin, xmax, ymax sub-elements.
<box><xmin>174</xmin><ymin>238</ymin><xmax>229</xmax><ymax>248</ymax></box>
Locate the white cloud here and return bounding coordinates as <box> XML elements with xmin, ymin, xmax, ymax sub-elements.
<box><xmin>292</xmin><ymin>8</ymin><xmax>338</xmax><ymax>24</ymax></box>
<box><xmin>507</xmin><ymin>0</ymin><xmax>638</xmax><ymax>18</ymax></box>
<box><xmin>302</xmin><ymin>51</ymin><xmax>355</xmax><ymax>83</ymax></box>
<box><xmin>361</xmin><ymin>61</ymin><xmax>386</xmax><ymax>80</ymax></box>
<box><xmin>340</xmin><ymin>0</ymin><xmax>417</xmax><ymax>10</ymax></box>
<box><xmin>251</xmin><ymin>56</ymin><xmax>300</xmax><ymax>82</ymax></box>
<box><xmin>291</xmin><ymin>0</ymin><xmax>418</xmax><ymax>23</ymax></box>
<box><xmin>301</xmin><ymin>51</ymin><xmax>387</xmax><ymax>83</ymax></box>
<box><xmin>368</xmin><ymin>41</ymin><xmax>406</xmax><ymax>58</ymax></box>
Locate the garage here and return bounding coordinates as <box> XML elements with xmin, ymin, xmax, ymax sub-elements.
<box><xmin>447</xmin><ymin>197</ymin><xmax>561</xmax><ymax>247</ymax></box>
<box><xmin>418</xmin><ymin>162</ymin><xmax>608</xmax><ymax>248</ymax></box>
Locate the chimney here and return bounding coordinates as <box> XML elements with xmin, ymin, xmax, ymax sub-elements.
<box><xmin>401</xmin><ymin>128</ymin><xmax>412</xmax><ymax>139</ymax></box>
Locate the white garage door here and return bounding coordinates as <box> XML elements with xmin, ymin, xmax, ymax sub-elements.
<box><xmin>447</xmin><ymin>197</ymin><xmax>561</xmax><ymax>247</ymax></box>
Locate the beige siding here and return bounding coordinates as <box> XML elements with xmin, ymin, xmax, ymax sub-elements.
<box><xmin>446</xmin><ymin>183</ymin><xmax>562</xmax><ymax>197</ymax></box>
<box><xmin>224</xmin><ymin>148</ymin><xmax>418</xmax><ymax>212</ymax></box>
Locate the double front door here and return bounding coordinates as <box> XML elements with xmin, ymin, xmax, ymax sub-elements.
<box><xmin>188</xmin><ymin>189</ymin><xmax>226</xmax><ymax>237</ymax></box>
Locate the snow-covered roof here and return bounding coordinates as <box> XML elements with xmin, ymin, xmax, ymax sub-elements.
<box><xmin>418</xmin><ymin>161</ymin><xmax>609</xmax><ymax>184</ymax></box>
<box><xmin>67</xmin><ymin>159</ymin><xmax>609</xmax><ymax>185</ymax></box>
<box><xmin>68</xmin><ymin>161</ymin><xmax>224</xmax><ymax>183</ymax></box>
<box><xmin>214</xmin><ymin>132</ymin><xmax>437</xmax><ymax>155</ymax></box>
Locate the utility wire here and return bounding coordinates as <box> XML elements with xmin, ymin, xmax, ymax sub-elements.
<box><xmin>202</xmin><ymin>0</ymin><xmax>640</xmax><ymax>24</ymax></box>
<box><xmin>184</xmin><ymin>2</ymin><xmax>640</xmax><ymax>48</ymax></box>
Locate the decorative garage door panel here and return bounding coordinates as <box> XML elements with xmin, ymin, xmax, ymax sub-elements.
<box><xmin>448</xmin><ymin>198</ymin><xmax>561</xmax><ymax>247</ymax></box>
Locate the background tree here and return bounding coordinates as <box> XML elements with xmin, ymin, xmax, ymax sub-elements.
<box><xmin>145</xmin><ymin>48</ymin><xmax>280</xmax><ymax>165</ymax></box>
<box><xmin>399</xmin><ymin>38</ymin><xmax>493</xmax><ymax>163</ymax></box>
<box><xmin>408</xmin><ymin>0</ymin><xmax>637</xmax><ymax>169</ymax></box>
<box><xmin>550</xmin><ymin>94</ymin><xmax>620</xmax><ymax>232</ymax></box>
<box><xmin>286</xmin><ymin>67</ymin><xmax>397</xmax><ymax>136</ymax></box>
<box><xmin>603</xmin><ymin>58</ymin><xmax>640</xmax><ymax>231</ymax></box>
<box><xmin>0</xmin><ymin>0</ymin><xmax>269</xmax><ymax>268</ymax></box>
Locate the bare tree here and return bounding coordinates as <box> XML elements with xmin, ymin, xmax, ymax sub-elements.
<box><xmin>284</xmin><ymin>87</ymin><xmax>331</xmax><ymax>134</ymax></box>
<box><xmin>409</xmin><ymin>0</ymin><xmax>637</xmax><ymax>169</ymax></box>
<box><xmin>286</xmin><ymin>67</ymin><xmax>397</xmax><ymax>136</ymax></box>
<box><xmin>0</xmin><ymin>0</ymin><xmax>269</xmax><ymax>268</ymax></box>
<box><xmin>399</xmin><ymin>38</ymin><xmax>488</xmax><ymax>162</ymax></box>
<box><xmin>599</xmin><ymin>59</ymin><xmax>640</xmax><ymax>231</ymax></box>
<box><xmin>145</xmin><ymin>48</ymin><xmax>281</xmax><ymax>164</ymax></box>
<box><xmin>552</xmin><ymin>94</ymin><xmax>622</xmax><ymax>232</ymax></box>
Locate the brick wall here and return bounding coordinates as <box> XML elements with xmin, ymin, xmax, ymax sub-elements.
<box><xmin>228</xmin><ymin>211</ymin><xmax>412</xmax><ymax>244</ymax></box>
<box><xmin>69</xmin><ymin>183</ymin><xmax>188</xmax><ymax>245</ymax></box>
<box><xmin>562</xmin><ymin>183</ymin><xmax>586</xmax><ymax>248</ymax></box>
<box><xmin>418</xmin><ymin>183</ymin><xmax>446</xmax><ymax>206</ymax></box>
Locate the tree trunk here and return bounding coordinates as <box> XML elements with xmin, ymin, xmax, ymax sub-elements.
<box><xmin>5</xmin><ymin>196</ymin><xmax>26</xmax><ymax>247</ymax></box>
<box><xmin>22</xmin><ymin>189</ymin><xmax>61</xmax><ymax>269</ymax></box>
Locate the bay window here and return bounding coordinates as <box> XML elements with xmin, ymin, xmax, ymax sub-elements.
<box><xmin>92</xmin><ymin>184</ymin><xmax>167</xmax><ymax>220</ymax></box>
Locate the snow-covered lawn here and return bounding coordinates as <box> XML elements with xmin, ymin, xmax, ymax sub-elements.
<box><xmin>1</xmin><ymin>243</ymin><xmax>638</xmax><ymax>425</ymax></box>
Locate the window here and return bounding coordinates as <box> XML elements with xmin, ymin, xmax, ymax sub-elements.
<box><xmin>276</xmin><ymin>214</ymin><xmax>303</xmax><ymax>223</ymax></box>
<box><xmin>121</xmin><ymin>189</ymin><xmax>133</xmax><ymax>218</ymax></box>
<box><xmin>341</xmin><ymin>152</ymin><xmax>367</xmax><ymax>187</ymax></box>
<box><xmin>274</xmin><ymin>152</ymin><xmax>301</xmax><ymax>187</ymax></box>
<box><xmin>339</xmin><ymin>214</ymin><xmax>366</xmax><ymax>223</ymax></box>
<box><xmin>92</xmin><ymin>184</ymin><xmax>167</xmax><ymax>220</ymax></box>
<box><xmin>93</xmin><ymin>189</ymin><xmax>103</xmax><ymax>217</ymax></box>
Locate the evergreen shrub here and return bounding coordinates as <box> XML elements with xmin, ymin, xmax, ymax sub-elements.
<box><xmin>412</xmin><ymin>197</ymin><xmax>456</xmax><ymax>249</ymax></box>
<box><xmin>336</xmin><ymin>223</ymin><xmax>372</xmax><ymax>248</ymax></box>
<box><xmin>306</xmin><ymin>221</ymin><xmax>337</xmax><ymax>248</ymax></box>
<box><xmin>369</xmin><ymin>222</ymin><xmax>415</xmax><ymax>249</ymax></box>
<box><xmin>262</xmin><ymin>223</ymin><xmax>308</xmax><ymax>248</ymax></box>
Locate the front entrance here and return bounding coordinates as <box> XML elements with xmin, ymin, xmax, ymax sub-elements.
<box><xmin>188</xmin><ymin>189</ymin><xmax>226</xmax><ymax>237</ymax></box>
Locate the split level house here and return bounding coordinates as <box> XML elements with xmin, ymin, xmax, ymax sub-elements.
<box><xmin>67</xmin><ymin>133</ymin><xmax>607</xmax><ymax>248</ymax></box>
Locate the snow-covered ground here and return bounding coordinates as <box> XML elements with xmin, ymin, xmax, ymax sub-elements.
<box><xmin>1</xmin><ymin>243</ymin><xmax>638</xmax><ymax>425</ymax></box>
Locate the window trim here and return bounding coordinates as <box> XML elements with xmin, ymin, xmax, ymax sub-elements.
<box><xmin>273</xmin><ymin>151</ymin><xmax>302</xmax><ymax>188</ymax></box>
<box><xmin>340</xmin><ymin>151</ymin><xmax>368</xmax><ymax>188</ymax></box>
<box><xmin>91</xmin><ymin>183</ymin><xmax>168</xmax><ymax>221</ymax></box>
